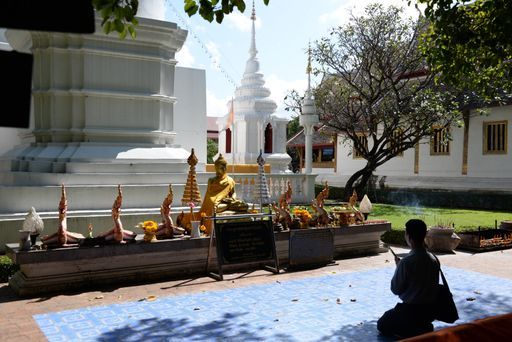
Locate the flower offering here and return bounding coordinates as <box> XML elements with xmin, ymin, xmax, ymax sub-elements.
<box><xmin>293</xmin><ymin>208</ymin><xmax>312</xmax><ymax>223</ymax></box>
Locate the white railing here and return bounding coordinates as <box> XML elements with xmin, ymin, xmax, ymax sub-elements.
<box><xmin>231</xmin><ymin>173</ymin><xmax>317</xmax><ymax>204</ymax></box>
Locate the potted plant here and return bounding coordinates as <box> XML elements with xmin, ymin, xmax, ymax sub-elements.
<box><xmin>425</xmin><ymin>220</ymin><xmax>461</xmax><ymax>253</ymax></box>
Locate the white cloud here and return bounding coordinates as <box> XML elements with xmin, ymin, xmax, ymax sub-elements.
<box><xmin>265</xmin><ymin>74</ymin><xmax>307</xmax><ymax>117</ymax></box>
<box><xmin>319</xmin><ymin>0</ymin><xmax>421</xmax><ymax>26</ymax></box>
<box><xmin>225</xmin><ymin>11</ymin><xmax>262</xmax><ymax>32</ymax></box>
<box><xmin>176</xmin><ymin>44</ymin><xmax>195</xmax><ymax>67</ymax></box>
<box><xmin>207</xmin><ymin>91</ymin><xmax>231</xmax><ymax>117</ymax></box>
<box><xmin>137</xmin><ymin>0</ymin><xmax>167</xmax><ymax>20</ymax></box>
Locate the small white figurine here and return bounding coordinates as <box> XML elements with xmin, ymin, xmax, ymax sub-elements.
<box><xmin>359</xmin><ymin>194</ymin><xmax>373</xmax><ymax>220</ymax></box>
<box><xmin>22</xmin><ymin>207</ymin><xmax>44</xmax><ymax>235</ymax></box>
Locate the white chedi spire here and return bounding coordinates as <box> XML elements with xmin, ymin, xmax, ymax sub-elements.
<box><xmin>302</xmin><ymin>42</ymin><xmax>317</xmax><ymax>116</ymax></box>
<box><xmin>232</xmin><ymin>0</ymin><xmax>276</xmax><ymax>120</ymax></box>
<box><xmin>299</xmin><ymin>43</ymin><xmax>319</xmax><ymax>174</ymax></box>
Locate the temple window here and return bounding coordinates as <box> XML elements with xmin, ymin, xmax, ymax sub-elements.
<box><xmin>353</xmin><ymin>133</ymin><xmax>368</xmax><ymax>159</ymax></box>
<box><xmin>430</xmin><ymin>126</ymin><xmax>450</xmax><ymax>155</ymax></box>
<box><xmin>321</xmin><ymin>147</ymin><xmax>334</xmax><ymax>161</ymax></box>
<box><xmin>226</xmin><ymin>128</ymin><xmax>232</xmax><ymax>153</ymax></box>
<box><xmin>264</xmin><ymin>123</ymin><xmax>273</xmax><ymax>153</ymax></box>
<box><xmin>388</xmin><ymin>129</ymin><xmax>404</xmax><ymax>157</ymax></box>
<box><xmin>483</xmin><ymin>120</ymin><xmax>507</xmax><ymax>154</ymax></box>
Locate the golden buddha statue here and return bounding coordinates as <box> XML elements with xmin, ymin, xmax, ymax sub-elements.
<box><xmin>199</xmin><ymin>154</ymin><xmax>248</xmax><ymax>234</ymax></box>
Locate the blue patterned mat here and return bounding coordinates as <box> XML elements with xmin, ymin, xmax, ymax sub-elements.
<box><xmin>34</xmin><ymin>266</ymin><xmax>512</xmax><ymax>341</ymax></box>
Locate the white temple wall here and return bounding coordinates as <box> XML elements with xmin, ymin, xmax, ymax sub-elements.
<box><xmin>270</xmin><ymin>117</ymin><xmax>288</xmax><ymax>154</ymax></box>
<box><xmin>417</xmin><ymin>126</ymin><xmax>464</xmax><ymax>177</ymax></box>
<box><xmin>333</xmin><ymin>104</ymin><xmax>512</xmax><ymax>188</ymax></box>
<box><xmin>376</xmin><ymin>147</ymin><xmax>416</xmax><ymax>176</ymax></box>
<box><xmin>173</xmin><ymin>66</ymin><xmax>207</xmax><ymax>167</ymax></box>
<box><xmin>0</xmin><ymin>129</ymin><xmax>27</xmax><ymax>156</ymax></box>
<box><xmin>335</xmin><ymin>135</ymin><xmax>373</xmax><ymax>176</ymax></box>
<box><xmin>218</xmin><ymin>127</ymin><xmax>227</xmax><ymax>155</ymax></box>
<box><xmin>467</xmin><ymin>105</ymin><xmax>512</xmax><ymax>177</ymax></box>
<box><xmin>245</xmin><ymin>118</ymin><xmax>262</xmax><ymax>155</ymax></box>
<box><xmin>235</xmin><ymin>120</ymin><xmax>248</xmax><ymax>159</ymax></box>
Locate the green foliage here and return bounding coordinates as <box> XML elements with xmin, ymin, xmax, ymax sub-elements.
<box><xmin>381</xmin><ymin>229</ymin><xmax>406</xmax><ymax>246</ymax></box>
<box><xmin>92</xmin><ymin>0</ymin><xmax>139</xmax><ymax>39</ymax></box>
<box><xmin>184</xmin><ymin>0</ymin><xmax>270</xmax><ymax>23</ymax></box>
<box><xmin>0</xmin><ymin>255</ymin><xmax>18</xmax><ymax>283</ymax></box>
<box><xmin>417</xmin><ymin>0</ymin><xmax>512</xmax><ymax>101</ymax></box>
<box><xmin>286</xmin><ymin>115</ymin><xmax>300</xmax><ymax>140</ymax></box>
<box><xmin>92</xmin><ymin>0</ymin><xmax>271</xmax><ymax>38</ymax></box>
<box><xmin>207</xmin><ymin>138</ymin><xmax>218</xmax><ymax>164</ymax></box>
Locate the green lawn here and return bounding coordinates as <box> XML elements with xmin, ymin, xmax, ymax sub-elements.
<box><xmin>369</xmin><ymin>204</ymin><xmax>511</xmax><ymax>231</ymax></box>
<box><xmin>294</xmin><ymin>203</ymin><xmax>512</xmax><ymax>245</ymax></box>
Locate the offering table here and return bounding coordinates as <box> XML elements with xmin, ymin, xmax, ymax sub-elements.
<box><xmin>5</xmin><ymin>222</ymin><xmax>390</xmax><ymax>297</ymax></box>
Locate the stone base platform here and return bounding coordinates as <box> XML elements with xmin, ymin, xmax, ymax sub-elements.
<box><xmin>5</xmin><ymin>223</ymin><xmax>390</xmax><ymax>297</ymax></box>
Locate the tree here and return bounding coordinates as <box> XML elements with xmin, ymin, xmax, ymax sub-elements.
<box><xmin>286</xmin><ymin>113</ymin><xmax>301</xmax><ymax>140</ymax></box>
<box><xmin>93</xmin><ymin>0</ymin><xmax>271</xmax><ymax>38</ymax></box>
<box><xmin>184</xmin><ymin>0</ymin><xmax>270</xmax><ymax>23</ymax></box>
<box><xmin>300</xmin><ymin>4</ymin><xmax>460</xmax><ymax>199</ymax></box>
<box><xmin>207</xmin><ymin>138</ymin><xmax>218</xmax><ymax>163</ymax></box>
<box><xmin>92</xmin><ymin>0</ymin><xmax>139</xmax><ymax>39</ymax></box>
<box><xmin>417</xmin><ymin>0</ymin><xmax>512</xmax><ymax>101</ymax></box>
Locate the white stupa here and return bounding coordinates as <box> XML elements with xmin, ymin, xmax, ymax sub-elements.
<box><xmin>217</xmin><ymin>2</ymin><xmax>291</xmax><ymax>173</ymax></box>
<box><xmin>0</xmin><ymin>10</ymin><xmax>207</xmax><ymax>250</ymax></box>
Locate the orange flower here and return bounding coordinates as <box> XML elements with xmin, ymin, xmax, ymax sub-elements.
<box><xmin>142</xmin><ymin>220</ymin><xmax>158</xmax><ymax>234</ymax></box>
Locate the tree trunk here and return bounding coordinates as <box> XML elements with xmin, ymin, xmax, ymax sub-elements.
<box><xmin>344</xmin><ymin>164</ymin><xmax>376</xmax><ymax>201</ymax></box>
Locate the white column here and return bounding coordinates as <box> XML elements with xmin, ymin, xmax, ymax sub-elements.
<box><xmin>304</xmin><ymin>125</ymin><xmax>314</xmax><ymax>173</ymax></box>
<box><xmin>299</xmin><ymin>114</ymin><xmax>318</xmax><ymax>174</ymax></box>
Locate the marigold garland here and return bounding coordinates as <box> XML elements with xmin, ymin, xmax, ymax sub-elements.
<box><xmin>141</xmin><ymin>220</ymin><xmax>158</xmax><ymax>234</ymax></box>
<box><xmin>293</xmin><ymin>208</ymin><xmax>312</xmax><ymax>222</ymax></box>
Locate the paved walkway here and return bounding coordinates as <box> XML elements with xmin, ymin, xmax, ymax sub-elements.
<box><xmin>1</xmin><ymin>246</ymin><xmax>512</xmax><ymax>341</ymax></box>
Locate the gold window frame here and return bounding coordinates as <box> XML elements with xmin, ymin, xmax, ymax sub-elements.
<box><xmin>430</xmin><ymin>126</ymin><xmax>450</xmax><ymax>156</ymax></box>
<box><xmin>388</xmin><ymin>129</ymin><xmax>404</xmax><ymax>157</ymax></box>
<box><xmin>483</xmin><ymin>120</ymin><xmax>507</xmax><ymax>155</ymax></box>
<box><xmin>353</xmin><ymin>133</ymin><xmax>368</xmax><ymax>159</ymax></box>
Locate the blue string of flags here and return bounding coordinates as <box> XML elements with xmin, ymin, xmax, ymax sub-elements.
<box><xmin>167</xmin><ymin>1</ymin><xmax>239</xmax><ymax>90</ymax></box>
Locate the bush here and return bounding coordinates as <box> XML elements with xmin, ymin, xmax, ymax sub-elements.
<box><xmin>381</xmin><ymin>229</ymin><xmax>406</xmax><ymax>246</ymax></box>
<box><xmin>0</xmin><ymin>255</ymin><xmax>18</xmax><ymax>282</ymax></box>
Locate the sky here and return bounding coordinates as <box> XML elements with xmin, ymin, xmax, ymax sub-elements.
<box><xmin>1</xmin><ymin>0</ymin><xmax>421</xmax><ymax>119</ymax></box>
<box><xmin>160</xmin><ymin>0</ymin><xmax>422</xmax><ymax>119</ymax></box>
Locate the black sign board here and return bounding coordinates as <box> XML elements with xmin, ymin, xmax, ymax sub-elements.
<box><xmin>289</xmin><ymin>228</ymin><xmax>334</xmax><ymax>269</ymax></box>
<box><xmin>207</xmin><ymin>215</ymin><xmax>279</xmax><ymax>280</ymax></box>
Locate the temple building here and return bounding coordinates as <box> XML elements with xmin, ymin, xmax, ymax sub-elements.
<box><xmin>215</xmin><ymin>4</ymin><xmax>291</xmax><ymax>174</ymax></box>
<box><xmin>315</xmin><ymin>104</ymin><xmax>512</xmax><ymax>208</ymax></box>
<box><xmin>287</xmin><ymin>124</ymin><xmax>336</xmax><ymax>173</ymax></box>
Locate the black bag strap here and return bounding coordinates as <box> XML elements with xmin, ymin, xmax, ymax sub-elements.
<box><xmin>431</xmin><ymin>253</ymin><xmax>451</xmax><ymax>292</ymax></box>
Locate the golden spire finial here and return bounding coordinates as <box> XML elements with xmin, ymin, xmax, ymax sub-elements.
<box><xmin>250</xmin><ymin>0</ymin><xmax>256</xmax><ymax>21</ymax></box>
<box><xmin>187</xmin><ymin>148</ymin><xmax>198</xmax><ymax>167</ymax></box>
<box><xmin>306</xmin><ymin>42</ymin><xmax>312</xmax><ymax>75</ymax></box>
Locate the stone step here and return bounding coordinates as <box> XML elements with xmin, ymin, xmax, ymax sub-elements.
<box><xmin>0</xmin><ymin>171</ymin><xmax>212</xmax><ymax>186</ymax></box>
<box><xmin>0</xmin><ymin>184</ymin><xmax>209</xmax><ymax>213</ymax></box>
